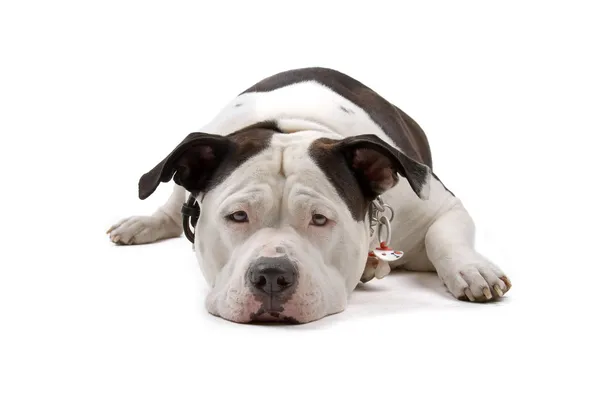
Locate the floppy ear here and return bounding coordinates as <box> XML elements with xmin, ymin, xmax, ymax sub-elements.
<box><xmin>138</xmin><ymin>132</ymin><xmax>234</xmax><ymax>200</ymax></box>
<box><xmin>337</xmin><ymin>134</ymin><xmax>431</xmax><ymax>200</ymax></box>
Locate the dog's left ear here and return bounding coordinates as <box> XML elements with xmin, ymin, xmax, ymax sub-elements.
<box><xmin>337</xmin><ymin>134</ymin><xmax>431</xmax><ymax>200</ymax></box>
<box><xmin>137</xmin><ymin>132</ymin><xmax>234</xmax><ymax>200</ymax></box>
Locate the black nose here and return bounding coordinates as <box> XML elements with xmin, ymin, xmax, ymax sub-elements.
<box><xmin>248</xmin><ymin>257</ymin><xmax>297</xmax><ymax>295</ymax></box>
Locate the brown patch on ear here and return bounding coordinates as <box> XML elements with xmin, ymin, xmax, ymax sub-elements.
<box><xmin>309</xmin><ymin>134</ymin><xmax>431</xmax><ymax>221</ymax></box>
<box><xmin>353</xmin><ymin>148</ymin><xmax>398</xmax><ymax>193</ymax></box>
<box><xmin>138</xmin><ymin>133</ymin><xmax>233</xmax><ymax>200</ymax></box>
<box><xmin>339</xmin><ymin>135</ymin><xmax>431</xmax><ymax>200</ymax></box>
<box><xmin>309</xmin><ymin>138</ymin><xmax>370</xmax><ymax>221</ymax></box>
<box><xmin>138</xmin><ymin>121</ymin><xmax>281</xmax><ymax>199</ymax></box>
<box><xmin>202</xmin><ymin>124</ymin><xmax>278</xmax><ymax>192</ymax></box>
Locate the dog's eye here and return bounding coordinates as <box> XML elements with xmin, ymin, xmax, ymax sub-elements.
<box><xmin>227</xmin><ymin>211</ymin><xmax>249</xmax><ymax>223</ymax></box>
<box><xmin>311</xmin><ymin>214</ymin><xmax>328</xmax><ymax>226</ymax></box>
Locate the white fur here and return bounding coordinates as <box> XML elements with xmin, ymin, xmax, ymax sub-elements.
<box><xmin>108</xmin><ymin>80</ymin><xmax>510</xmax><ymax>322</ymax></box>
<box><xmin>196</xmin><ymin>130</ymin><xmax>367</xmax><ymax>322</ymax></box>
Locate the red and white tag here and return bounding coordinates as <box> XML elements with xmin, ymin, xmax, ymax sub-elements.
<box><xmin>366</xmin><ymin>242</ymin><xmax>403</xmax><ymax>280</ymax></box>
<box><xmin>374</xmin><ymin>259</ymin><xmax>391</xmax><ymax>279</ymax></box>
<box><xmin>371</xmin><ymin>242</ymin><xmax>404</xmax><ymax>262</ymax></box>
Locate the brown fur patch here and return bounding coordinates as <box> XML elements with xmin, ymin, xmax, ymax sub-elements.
<box><xmin>243</xmin><ymin>67</ymin><xmax>433</xmax><ymax>167</ymax></box>
<box><xmin>138</xmin><ymin>121</ymin><xmax>282</xmax><ymax>199</ymax></box>
<box><xmin>309</xmin><ymin>138</ymin><xmax>370</xmax><ymax>220</ymax></box>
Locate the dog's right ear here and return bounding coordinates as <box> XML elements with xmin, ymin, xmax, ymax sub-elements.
<box><xmin>138</xmin><ymin>132</ymin><xmax>234</xmax><ymax>200</ymax></box>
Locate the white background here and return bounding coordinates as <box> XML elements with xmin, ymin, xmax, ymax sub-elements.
<box><xmin>1</xmin><ymin>1</ymin><xmax>599</xmax><ymax>399</ymax></box>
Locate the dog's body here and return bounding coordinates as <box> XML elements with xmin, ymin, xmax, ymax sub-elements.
<box><xmin>108</xmin><ymin>67</ymin><xmax>511</xmax><ymax>323</ymax></box>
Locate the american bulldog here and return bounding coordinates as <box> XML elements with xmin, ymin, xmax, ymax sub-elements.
<box><xmin>107</xmin><ymin>67</ymin><xmax>511</xmax><ymax>323</ymax></box>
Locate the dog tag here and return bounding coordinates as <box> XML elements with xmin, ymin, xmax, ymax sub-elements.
<box><xmin>361</xmin><ymin>253</ymin><xmax>379</xmax><ymax>283</ymax></box>
<box><xmin>374</xmin><ymin>259</ymin><xmax>391</xmax><ymax>279</ymax></box>
<box><xmin>372</xmin><ymin>242</ymin><xmax>404</xmax><ymax>262</ymax></box>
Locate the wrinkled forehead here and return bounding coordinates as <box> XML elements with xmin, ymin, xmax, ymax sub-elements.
<box><xmin>214</xmin><ymin>130</ymin><xmax>345</xmax><ymax>201</ymax></box>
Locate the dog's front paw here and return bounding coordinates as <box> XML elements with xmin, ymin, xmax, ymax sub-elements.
<box><xmin>106</xmin><ymin>213</ymin><xmax>181</xmax><ymax>245</ymax></box>
<box><xmin>441</xmin><ymin>258</ymin><xmax>511</xmax><ymax>302</ymax></box>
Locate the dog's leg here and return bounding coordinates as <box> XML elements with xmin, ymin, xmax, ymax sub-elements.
<box><xmin>424</xmin><ymin>202</ymin><xmax>511</xmax><ymax>301</ymax></box>
<box><xmin>107</xmin><ymin>184</ymin><xmax>185</xmax><ymax>245</ymax></box>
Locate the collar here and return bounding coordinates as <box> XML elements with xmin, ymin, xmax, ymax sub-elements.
<box><xmin>181</xmin><ymin>194</ymin><xmax>200</xmax><ymax>245</ymax></box>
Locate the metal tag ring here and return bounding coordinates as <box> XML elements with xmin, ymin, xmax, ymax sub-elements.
<box><xmin>383</xmin><ymin>204</ymin><xmax>395</xmax><ymax>222</ymax></box>
<box><xmin>373</xmin><ymin>197</ymin><xmax>386</xmax><ymax>212</ymax></box>
<box><xmin>377</xmin><ymin>215</ymin><xmax>392</xmax><ymax>245</ymax></box>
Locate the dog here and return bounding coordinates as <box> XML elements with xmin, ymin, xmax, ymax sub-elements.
<box><xmin>107</xmin><ymin>67</ymin><xmax>511</xmax><ymax>323</ymax></box>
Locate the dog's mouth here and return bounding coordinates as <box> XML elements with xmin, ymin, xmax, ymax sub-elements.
<box><xmin>249</xmin><ymin>308</ymin><xmax>300</xmax><ymax>324</ymax></box>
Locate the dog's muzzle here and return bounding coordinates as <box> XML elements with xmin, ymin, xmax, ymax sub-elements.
<box><xmin>245</xmin><ymin>256</ymin><xmax>299</xmax><ymax>320</ymax></box>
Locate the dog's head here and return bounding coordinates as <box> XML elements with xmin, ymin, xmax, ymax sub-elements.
<box><xmin>138</xmin><ymin>122</ymin><xmax>430</xmax><ymax>323</ymax></box>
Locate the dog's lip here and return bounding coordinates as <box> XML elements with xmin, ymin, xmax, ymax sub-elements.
<box><xmin>250</xmin><ymin>307</ymin><xmax>282</xmax><ymax>318</ymax></box>
<box><xmin>249</xmin><ymin>308</ymin><xmax>300</xmax><ymax>324</ymax></box>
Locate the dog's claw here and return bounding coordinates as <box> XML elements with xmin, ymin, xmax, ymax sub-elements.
<box><xmin>465</xmin><ymin>288</ymin><xmax>475</xmax><ymax>302</ymax></box>
<box><xmin>483</xmin><ymin>287</ymin><xmax>492</xmax><ymax>300</ymax></box>
<box><xmin>500</xmin><ymin>276</ymin><xmax>512</xmax><ymax>291</ymax></box>
<box><xmin>493</xmin><ymin>285</ymin><xmax>503</xmax><ymax>297</ymax></box>
<box><xmin>112</xmin><ymin>235</ymin><xmax>121</xmax><ymax>243</ymax></box>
